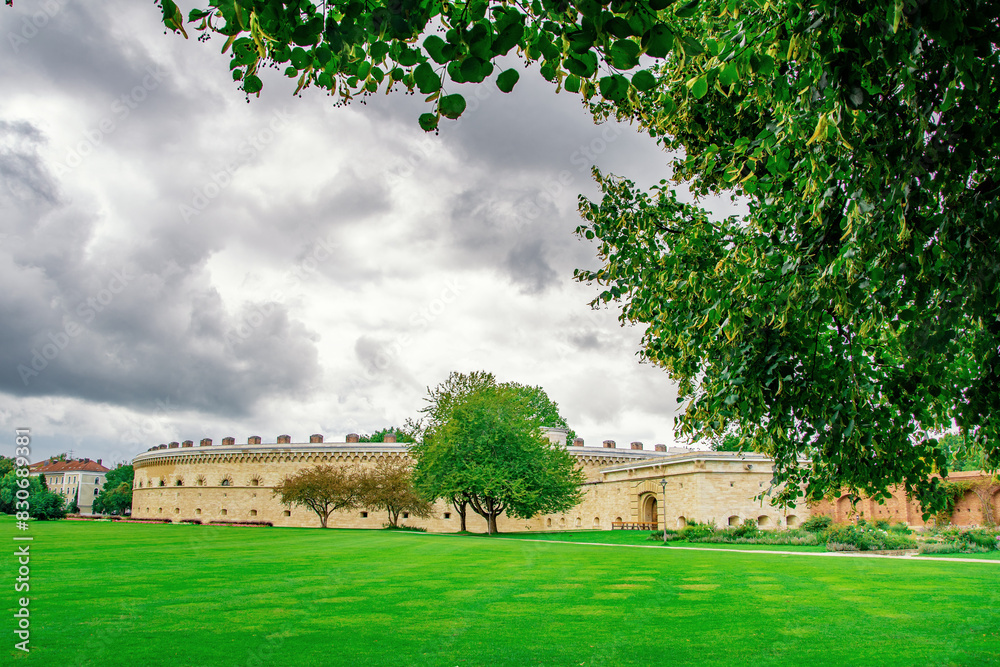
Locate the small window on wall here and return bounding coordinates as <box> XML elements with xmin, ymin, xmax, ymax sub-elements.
<box><xmin>444</xmin><ymin>513</ymin><xmax>451</xmax><ymax>519</ymax></box>
<box><xmin>174</xmin><ymin>508</ymin><xmax>180</xmax><ymax>514</ymax></box>
<box><xmin>361</xmin><ymin>512</ymin><xmax>368</xmax><ymax>518</ymax></box>
<box><xmin>94</xmin><ymin>489</ymin><xmax>99</xmax><ymax>495</ymax></box>
<box><xmin>220</xmin><ymin>509</ymin><xmax>228</xmax><ymax>516</ymax></box>
<box><xmin>195</xmin><ymin>508</ymin><xmax>202</xmax><ymax>515</ymax></box>
<box><xmin>158</xmin><ymin>479</ymin><xmax>165</xmax><ymax>487</ymax></box>
<box><xmin>283</xmin><ymin>510</ymin><xmax>290</xmax><ymax>517</ymax></box>
<box><xmin>221</xmin><ymin>478</ymin><xmax>231</xmax><ymax>487</ymax></box>
<box><xmin>402</xmin><ymin>512</ymin><xmax>409</xmax><ymax>519</ymax></box>
<box><xmin>250</xmin><ymin>510</ymin><xmax>258</xmax><ymax>517</ymax></box>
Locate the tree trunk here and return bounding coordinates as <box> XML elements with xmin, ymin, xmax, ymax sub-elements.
<box><xmin>452</xmin><ymin>497</ymin><xmax>468</xmax><ymax>532</ymax></box>
<box><xmin>488</xmin><ymin>513</ymin><xmax>499</xmax><ymax>534</ymax></box>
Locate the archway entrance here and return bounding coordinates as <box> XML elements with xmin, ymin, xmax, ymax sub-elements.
<box><xmin>641</xmin><ymin>494</ymin><xmax>658</xmax><ymax>528</ymax></box>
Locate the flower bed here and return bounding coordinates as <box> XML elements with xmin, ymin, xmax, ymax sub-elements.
<box><xmin>207</xmin><ymin>520</ymin><xmax>273</xmax><ymax>527</ymax></box>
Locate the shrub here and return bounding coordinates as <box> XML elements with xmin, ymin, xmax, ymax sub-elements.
<box><xmin>679</xmin><ymin>521</ymin><xmax>716</xmax><ymax>540</ymax></box>
<box><xmin>888</xmin><ymin>522</ymin><xmax>912</xmax><ymax>534</ymax></box>
<box><xmin>918</xmin><ymin>542</ymin><xmax>962</xmax><ymax>555</ymax></box>
<box><xmin>931</xmin><ymin>527</ymin><xmax>1000</xmax><ymax>552</ymax></box>
<box><xmin>208</xmin><ymin>520</ymin><xmax>273</xmax><ymax>527</ymax></box>
<box><xmin>823</xmin><ymin>523</ymin><xmax>917</xmax><ymax>551</ymax></box>
<box><xmin>383</xmin><ymin>524</ymin><xmax>427</xmax><ymax>532</ymax></box>
<box><xmin>826</xmin><ymin>542</ymin><xmax>859</xmax><ymax>552</ymax></box>
<box><xmin>648</xmin><ymin>531</ymin><xmax>686</xmax><ymax>542</ymax></box>
<box><xmin>801</xmin><ymin>515</ymin><xmax>833</xmax><ymax>533</ymax></box>
<box><xmin>691</xmin><ymin>533</ymin><xmax>820</xmax><ymax>546</ymax></box>
<box><xmin>180</xmin><ymin>519</ymin><xmax>202</xmax><ymax>525</ymax></box>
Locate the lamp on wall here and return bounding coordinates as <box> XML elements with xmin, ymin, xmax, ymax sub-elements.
<box><xmin>659</xmin><ymin>478</ymin><xmax>668</xmax><ymax>545</ymax></box>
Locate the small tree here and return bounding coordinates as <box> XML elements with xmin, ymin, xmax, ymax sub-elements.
<box><xmin>358</xmin><ymin>458</ymin><xmax>433</xmax><ymax>528</ymax></box>
<box><xmin>273</xmin><ymin>465</ymin><xmax>361</xmax><ymax>528</ymax></box>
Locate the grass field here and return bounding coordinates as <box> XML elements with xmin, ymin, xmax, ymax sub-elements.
<box><xmin>6</xmin><ymin>517</ymin><xmax>1000</xmax><ymax>666</ymax></box>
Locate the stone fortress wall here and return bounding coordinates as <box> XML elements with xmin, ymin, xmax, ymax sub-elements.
<box><xmin>131</xmin><ymin>428</ymin><xmax>813</xmax><ymax>532</ymax></box>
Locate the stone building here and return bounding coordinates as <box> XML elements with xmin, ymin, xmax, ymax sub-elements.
<box><xmin>30</xmin><ymin>457</ymin><xmax>110</xmax><ymax>515</ymax></box>
<box><xmin>130</xmin><ymin>429</ymin><xmax>811</xmax><ymax>531</ymax></box>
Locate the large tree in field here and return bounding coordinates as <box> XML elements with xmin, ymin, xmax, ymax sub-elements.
<box><xmin>273</xmin><ymin>464</ymin><xmax>362</xmax><ymax>528</ymax></box>
<box><xmin>413</xmin><ymin>374</ymin><xmax>584</xmax><ymax>534</ymax></box>
<box><xmin>15</xmin><ymin>0</ymin><xmax>993</xmax><ymax>513</ymax></box>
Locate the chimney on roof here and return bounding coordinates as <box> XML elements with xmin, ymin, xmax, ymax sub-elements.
<box><xmin>383</xmin><ymin>433</ymin><xmax>397</xmax><ymax>443</ymax></box>
<box><xmin>248</xmin><ymin>436</ymin><xmax>262</xmax><ymax>445</ymax></box>
<box><xmin>572</xmin><ymin>437</ymin><xmax>585</xmax><ymax>447</ymax></box>
<box><xmin>276</xmin><ymin>434</ymin><xmax>291</xmax><ymax>444</ymax></box>
<box><xmin>168</xmin><ymin>442</ymin><xmax>179</xmax><ymax>449</ymax></box>
<box><xmin>309</xmin><ymin>434</ymin><xmax>323</xmax><ymax>443</ymax></box>
<box><xmin>97</xmin><ymin>459</ymin><xmax>102</xmax><ymax>465</ymax></box>
<box><xmin>346</xmin><ymin>433</ymin><xmax>360</xmax><ymax>443</ymax></box>
<box><xmin>603</xmin><ymin>440</ymin><xmax>616</xmax><ymax>449</ymax></box>
<box><xmin>182</xmin><ymin>440</ymin><xmax>194</xmax><ymax>448</ymax></box>
<box><xmin>222</xmin><ymin>437</ymin><xmax>235</xmax><ymax>446</ymax></box>
<box><xmin>630</xmin><ymin>442</ymin><xmax>644</xmax><ymax>450</ymax></box>
<box><xmin>200</xmin><ymin>438</ymin><xmax>212</xmax><ymax>447</ymax></box>
<box><xmin>654</xmin><ymin>444</ymin><xmax>667</xmax><ymax>452</ymax></box>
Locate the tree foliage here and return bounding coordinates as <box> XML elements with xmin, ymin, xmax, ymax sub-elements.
<box><xmin>93</xmin><ymin>465</ymin><xmax>134</xmax><ymax>515</ymax></box>
<box><xmin>0</xmin><ymin>472</ymin><xmax>67</xmax><ymax>520</ymax></box>
<box><xmin>357</xmin><ymin>457</ymin><xmax>433</xmax><ymax>527</ymax></box>
<box><xmin>413</xmin><ymin>374</ymin><xmax>584</xmax><ymax>533</ymax></box>
<box><xmin>359</xmin><ymin>423</ymin><xmax>419</xmax><ymax>443</ymax></box>
<box><xmin>273</xmin><ymin>464</ymin><xmax>362</xmax><ymax>527</ymax></box>
<box><xmin>13</xmin><ymin>0</ymin><xmax>993</xmax><ymax>513</ymax></box>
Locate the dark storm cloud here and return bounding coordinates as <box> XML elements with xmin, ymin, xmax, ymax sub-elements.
<box><xmin>0</xmin><ymin>119</ymin><xmax>323</xmax><ymax>415</ymax></box>
<box><xmin>503</xmin><ymin>240</ymin><xmax>558</xmax><ymax>294</ymax></box>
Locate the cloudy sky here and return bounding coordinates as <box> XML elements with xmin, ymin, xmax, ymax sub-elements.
<box><xmin>1</xmin><ymin>1</ymin><xmax>733</xmax><ymax>467</ymax></box>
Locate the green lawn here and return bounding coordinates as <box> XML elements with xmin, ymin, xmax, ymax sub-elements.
<box><xmin>6</xmin><ymin>517</ymin><xmax>1000</xmax><ymax>666</ymax></box>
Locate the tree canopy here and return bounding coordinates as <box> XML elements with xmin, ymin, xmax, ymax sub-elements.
<box><xmin>412</xmin><ymin>373</ymin><xmax>584</xmax><ymax>533</ymax></box>
<box><xmin>273</xmin><ymin>464</ymin><xmax>362</xmax><ymax>527</ymax></box>
<box><xmin>357</xmin><ymin>457</ymin><xmax>434</xmax><ymax>527</ymax></box>
<box><xmin>93</xmin><ymin>465</ymin><xmax>134</xmax><ymax>515</ymax></box>
<box><xmin>9</xmin><ymin>0</ymin><xmax>995</xmax><ymax>514</ymax></box>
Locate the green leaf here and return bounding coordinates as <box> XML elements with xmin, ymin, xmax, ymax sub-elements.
<box><xmin>414</xmin><ymin>62</ymin><xmax>441</xmax><ymax>94</ymax></box>
<box><xmin>610</xmin><ymin>39</ymin><xmax>641</xmax><ymax>70</ymax></box>
<box><xmin>439</xmin><ymin>94</ymin><xmax>467</xmax><ymax>119</ymax></box>
<box><xmin>718</xmin><ymin>62</ymin><xmax>739</xmax><ymax>88</ymax></box>
<box><xmin>675</xmin><ymin>0</ymin><xmax>700</xmax><ymax>18</ymax></box>
<box><xmin>242</xmin><ymin>74</ymin><xmax>262</xmax><ymax>94</ymax></box>
<box><xmin>418</xmin><ymin>113</ymin><xmax>439</xmax><ymax>132</ymax></box>
<box><xmin>631</xmin><ymin>69</ymin><xmax>657</xmax><ymax>91</ymax></box>
<box><xmin>565</xmin><ymin>53</ymin><xmax>598</xmax><ymax>78</ymax></box>
<box><xmin>423</xmin><ymin>35</ymin><xmax>449</xmax><ymax>64</ymax></box>
<box><xmin>496</xmin><ymin>68</ymin><xmax>520</xmax><ymax>93</ymax></box>
<box><xmin>643</xmin><ymin>25</ymin><xmax>674</xmax><ymax>58</ymax></box>
<box><xmin>564</xmin><ymin>74</ymin><xmax>581</xmax><ymax>94</ymax></box>
<box><xmin>599</xmin><ymin>75</ymin><xmax>629</xmax><ymax>102</ymax></box>
<box><xmin>691</xmin><ymin>74</ymin><xmax>708</xmax><ymax>99</ymax></box>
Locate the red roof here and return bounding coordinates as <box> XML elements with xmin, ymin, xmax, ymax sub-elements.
<box><xmin>29</xmin><ymin>458</ymin><xmax>110</xmax><ymax>474</ymax></box>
